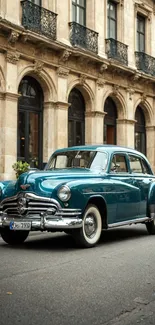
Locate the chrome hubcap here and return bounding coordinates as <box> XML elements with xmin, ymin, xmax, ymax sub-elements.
<box><xmin>84</xmin><ymin>213</ymin><xmax>97</xmax><ymax>238</ymax></box>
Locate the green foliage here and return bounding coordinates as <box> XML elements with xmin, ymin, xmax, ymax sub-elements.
<box><xmin>12</xmin><ymin>161</ymin><xmax>30</xmax><ymax>179</ymax></box>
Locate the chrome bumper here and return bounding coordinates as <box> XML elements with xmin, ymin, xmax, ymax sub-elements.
<box><xmin>0</xmin><ymin>210</ymin><xmax>83</xmax><ymax>231</ymax></box>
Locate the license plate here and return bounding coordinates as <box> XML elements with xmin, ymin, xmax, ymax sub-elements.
<box><xmin>10</xmin><ymin>221</ymin><xmax>31</xmax><ymax>231</ymax></box>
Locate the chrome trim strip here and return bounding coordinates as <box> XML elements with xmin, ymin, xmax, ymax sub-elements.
<box><xmin>108</xmin><ymin>217</ymin><xmax>151</xmax><ymax>228</ymax></box>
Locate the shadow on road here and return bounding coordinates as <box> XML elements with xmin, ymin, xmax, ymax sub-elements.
<box><xmin>0</xmin><ymin>225</ymin><xmax>149</xmax><ymax>251</ymax></box>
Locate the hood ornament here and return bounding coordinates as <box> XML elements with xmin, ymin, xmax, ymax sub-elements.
<box><xmin>20</xmin><ymin>184</ymin><xmax>30</xmax><ymax>190</ymax></box>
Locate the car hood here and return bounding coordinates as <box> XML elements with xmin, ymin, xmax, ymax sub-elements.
<box><xmin>1</xmin><ymin>168</ymin><xmax>106</xmax><ymax>198</ymax></box>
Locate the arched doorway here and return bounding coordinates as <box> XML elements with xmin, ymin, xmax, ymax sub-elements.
<box><xmin>104</xmin><ymin>97</ymin><xmax>117</xmax><ymax>144</ymax></box>
<box><xmin>18</xmin><ymin>76</ymin><xmax>43</xmax><ymax>168</ymax></box>
<box><xmin>135</xmin><ymin>105</ymin><xmax>146</xmax><ymax>154</ymax></box>
<box><xmin>68</xmin><ymin>88</ymin><xmax>85</xmax><ymax>147</ymax></box>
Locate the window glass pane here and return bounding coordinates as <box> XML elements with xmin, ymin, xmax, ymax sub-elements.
<box><xmin>109</xmin><ymin>19</ymin><xmax>116</xmax><ymax>38</ymax></box>
<box><xmin>129</xmin><ymin>155</ymin><xmax>143</xmax><ymax>173</ymax></box>
<box><xmin>77</xmin><ymin>7</ymin><xmax>85</xmax><ymax>25</ymax></box>
<box><xmin>139</xmin><ymin>34</ymin><xmax>145</xmax><ymax>52</ymax></box>
<box><xmin>77</xmin><ymin>0</ymin><xmax>85</xmax><ymax>6</ymax></box>
<box><xmin>108</xmin><ymin>2</ymin><xmax>116</xmax><ymax>19</ymax></box>
<box><xmin>139</xmin><ymin>19</ymin><xmax>145</xmax><ymax>33</ymax></box>
<box><xmin>72</xmin><ymin>4</ymin><xmax>76</xmax><ymax>21</ymax></box>
<box><xmin>110</xmin><ymin>155</ymin><xmax>127</xmax><ymax>173</ymax></box>
<box><xmin>141</xmin><ymin>159</ymin><xmax>151</xmax><ymax>174</ymax></box>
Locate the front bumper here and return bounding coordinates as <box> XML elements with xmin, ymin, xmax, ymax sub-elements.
<box><xmin>0</xmin><ymin>214</ymin><xmax>83</xmax><ymax>230</ymax></box>
<box><xmin>0</xmin><ymin>192</ymin><xmax>83</xmax><ymax>231</ymax></box>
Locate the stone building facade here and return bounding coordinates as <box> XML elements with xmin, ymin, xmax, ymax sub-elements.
<box><xmin>0</xmin><ymin>0</ymin><xmax>155</xmax><ymax>179</ymax></box>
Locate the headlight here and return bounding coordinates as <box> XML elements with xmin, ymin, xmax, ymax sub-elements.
<box><xmin>57</xmin><ymin>185</ymin><xmax>71</xmax><ymax>202</ymax></box>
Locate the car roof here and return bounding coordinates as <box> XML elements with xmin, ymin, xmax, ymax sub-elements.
<box><xmin>54</xmin><ymin>145</ymin><xmax>146</xmax><ymax>158</ymax></box>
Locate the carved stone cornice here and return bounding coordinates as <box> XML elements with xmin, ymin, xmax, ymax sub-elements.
<box><xmin>34</xmin><ymin>60</ymin><xmax>44</xmax><ymax>75</ymax></box>
<box><xmin>6</xmin><ymin>51</ymin><xmax>20</xmax><ymax>64</ymax></box>
<box><xmin>134</xmin><ymin>1</ymin><xmax>152</xmax><ymax>21</ymax></box>
<box><xmin>57</xmin><ymin>67</ymin><xmax>69</xmax><ymax>78</ymax></box>
<box><xmin>8</xmin><ymin>30</ymin><xmax>20</xmax><ymax>45</ymax></box>
<box><xmin>85</xmin><ymin>111</ymin><xmax>105</xmax><ymax>118</ymax></box>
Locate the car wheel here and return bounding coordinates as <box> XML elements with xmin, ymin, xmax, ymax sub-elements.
<box><xmin>146</xmin><ymin>218</ymin><xmax>155</xmax><ymax>235</ymax></box>
<box><xmin>0</xmin><ymin>228</ymin><xmax>29</xmax><ymax>245</ymax></box>
<box><xmin>73</xmin><ymin>204</ymin><xmax>102</xmax><ymax>248</ymax></box>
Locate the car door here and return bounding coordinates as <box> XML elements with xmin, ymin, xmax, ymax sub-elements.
<box><xmin>128</xmin><ymin>154</ymin><xmax>154</xmax><ymax>217</ymax></box>
<box><xmin>108</xmin><ymin>153</ymin><xmax>141</xmax><ymax>222</ymax></box>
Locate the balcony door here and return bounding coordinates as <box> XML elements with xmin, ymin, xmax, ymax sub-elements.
<box><xmin>18</xmin><ymin>76</ymin><xmax>43</xmax><ymax>169</ymax></box>
<box><xmin>68</xmin><ymin>88</ymin><xmax>85</xmax><ymax>147</ymax></box>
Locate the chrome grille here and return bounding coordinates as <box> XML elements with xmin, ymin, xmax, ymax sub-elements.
<box><xmin>0</xmin><ymin>193</ymin><xmax>60</xmax><ymax>217</ymax></box>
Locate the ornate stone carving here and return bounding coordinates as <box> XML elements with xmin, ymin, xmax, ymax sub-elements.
<box><xmin>57</xmin><ymin>67</ymin><xmax>69</xmax><ymax>78</ymax></box>
<box><xmin>127</xmin><ymin>87</ymin><xmax>135</xmax><ymax>100</ymax></box>
<box><xmin>99</xmin><ymin>63</ymin><xmax>108</xmax><ymax>75</ymax></box>
<box><xmin>96</xmin><ymin>79</ymin><xmax>105</xmax><ymax>90</ymax></box>
<box><xmin>8</xmin><ymin>30</ymin><xmax>20</xmax><ymax>45</ymax></box>
<box><xmin>113</xmin><ymin>84</ymin><xmax>120</xmax><ymax>94</ymax></box>
<box><xmin>79</xmin><ymin>74</ymin><xmax>87</xmax><ymax>85</ymax></box>
<box><xmin>141</xmin><ymin>92</ymin><xmax>147</xmax><ymax>103</ymax></box>
<box><xmin>59</xmin><ymin>50</ymin><xmax>72</xmax><ymax>63</ymax></box>
<box><xmin>6</xmin><ymin>51</ymin><xmax>20</xmax><ymax>64</ymax></box>
<box><xmin>34</xmin><ymin>61</ymin><xmax>44</xmax><ymax>74</ymax></box>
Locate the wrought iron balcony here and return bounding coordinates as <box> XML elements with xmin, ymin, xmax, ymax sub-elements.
<box><xmin>69</xmin><ymin>22</ymin><xmax>98</xmax><ymax>54</ymax></box>
<box><xmin>135</xmin><ymin>52</ymin><xmax>155</xmax><ymax>76</ymax></box>
<box><xmin>21</xmin><ymin>0</ymin><xmax>57</xmax><ymax>40</ymax></box>
<box><xmin>105</xmin><ymin>38</ymin><xmax>128</xmax><ymax>66</ymax></box>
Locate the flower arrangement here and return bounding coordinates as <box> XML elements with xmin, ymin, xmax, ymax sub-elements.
<box><xmin>12</xmin><ymin>161</ymin><xmax>30</xmax><ymax>179</ymax></box>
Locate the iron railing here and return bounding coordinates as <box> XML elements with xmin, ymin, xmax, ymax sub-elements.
<box><xmin>21</xmin><ymin>0</ymin><xmax>57</xmax><ymax>40</ymax></box>
<box><xmin>69</xmin><ymin>22</ymin><xmax>98</xmax><ymax>54</ymax></box>
<box><xmin>105</xmin><ymin>38</ymin><xmax>128</xmax><ymax>66</ymax></box>
<box><xmin>135</xmin><ymin>52</ymin><xmax>155</xmax><ymax>76</ymax></box>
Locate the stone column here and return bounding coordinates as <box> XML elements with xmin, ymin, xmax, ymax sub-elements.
<box><xmin>55</xmin><ymin>67</ymin><xmax>69</xmax><ymax>149</ymax></box>
<box><xmin>117</xmin><ymin>119</ymin><xmax>136</xmax><ymax>148</ymax></box>
<box><xmin>0</xmin><ymin>51</ymin><xmax>20</xmax><ymax>180</ymax></box>
<box><xmin>85</xmin><ymin>111</ymin><xmax>105</xmax><ymax>145</ymax></box>
<box><xmin>0</xmin><ymin>92</ymin><xmax>19</xmax><ymax>180</ymax></box>
<box><xmin>146</xmin><ymin>126</ymin><xmax>155</xmax><ymax>171</ymax></box>
<box><xmin>43</xmin><ymin>101</ymin><xmax>56</xmax><ymax>163</ymax></box>
<box><xmin>55</xmin><ymin>101</ymin><xmax>69</xmax><ymax>149</ymax></box>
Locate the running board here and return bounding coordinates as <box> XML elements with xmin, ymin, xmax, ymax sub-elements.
<box><xmin>108</xmin><ymin>217</ymin><xmax>151</xmax><ymax>229</ymax></box>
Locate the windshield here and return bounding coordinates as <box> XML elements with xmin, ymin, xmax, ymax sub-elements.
<box><xmin>46</xmin><ymin>150</ymin><xmax>108</xmax><ymax>171</ymax></box>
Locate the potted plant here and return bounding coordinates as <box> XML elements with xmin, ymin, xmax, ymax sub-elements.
<box><xmin>12</xmin><ymin>161</ymin><xmax>30</xmax><ymax>179</ymax></box>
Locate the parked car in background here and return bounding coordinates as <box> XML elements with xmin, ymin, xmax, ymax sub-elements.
<box><xmin>0</xmin><ymin>145</ymin><xmax>155</xmax><ymax>248</ymax></box>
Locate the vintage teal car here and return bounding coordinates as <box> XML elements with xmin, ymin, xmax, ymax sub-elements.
<box><xmin>0</xmin><ymin>145</ymin><xmax>155</xmax><ymax>248</ymax></box>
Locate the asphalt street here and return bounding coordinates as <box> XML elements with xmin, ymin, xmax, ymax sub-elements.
<box><xmin>0</xmin><ymin>225</ymin><xmax>155</xmax><ymax>325</ymax></box>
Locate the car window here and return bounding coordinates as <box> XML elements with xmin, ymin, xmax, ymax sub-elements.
<box><xmin>128</xmin><ymin>155</ymin><xmax>143</xmax><ymax>173</ymax></box>
<box><xmin>110</xmin><ymin>154</ymin><xmax>128</xmax><ymax>173</ymax></box>
<box><xmin>141</xmin><ymin>158</ymin><xmax>152</xmax><ymax>174</ymax></box>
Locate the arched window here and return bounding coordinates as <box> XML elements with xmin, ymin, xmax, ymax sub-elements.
<box><xmin>135</xmin><ymin>106</ymin><xmax>146</xmax><ymax>154</ymax></box>
<box><xmin>104</xmin><ymin>97</ymin><xmax>117</xmax><ymax>144</ymax></box>
<box><xmin>68</xmin><ymin>88</ymin><xmax>85</xmax><ymax>147</ymax></box>
<box><xmin>18</xmin><ymin>76</ymin><xmax>43</xmax><ymax>168</ymax></box>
